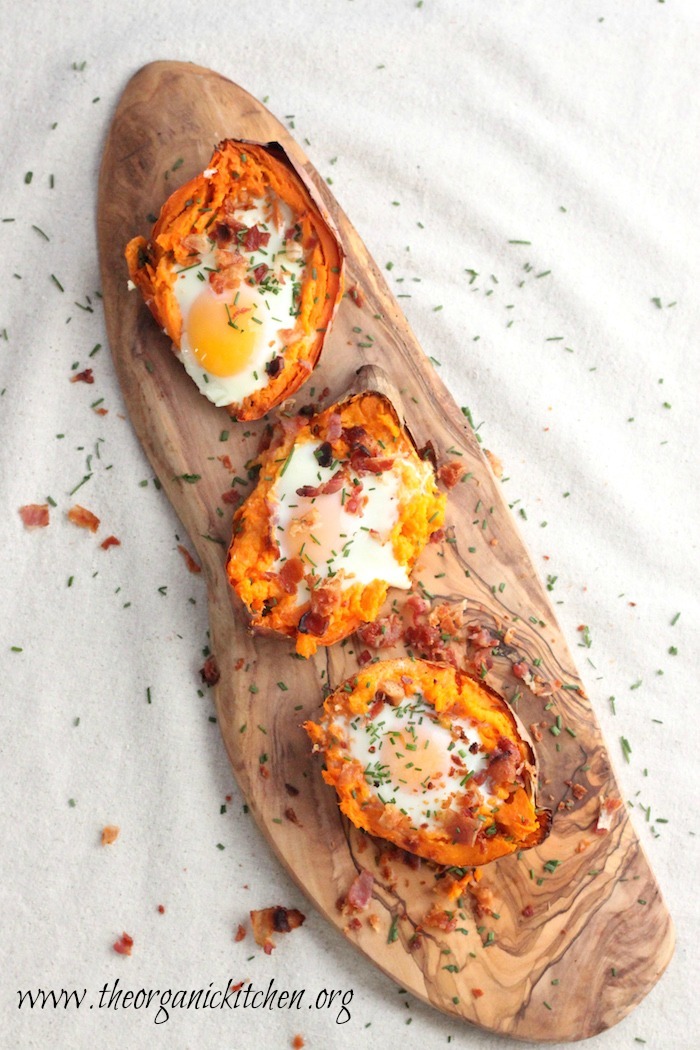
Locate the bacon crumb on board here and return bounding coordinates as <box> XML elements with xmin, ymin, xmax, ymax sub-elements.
<box><xmin>291</xmin><ymin>1035</ymin><xmax>305</xmax><ymax>1049</ymax></box>
<box><xmin>484</xmin><ymin>448</ymin><xmax>503</xmax><ymax>478</ymax></box>
<box><xmin>250</xmin><ymin>906</ymin><xmax>305</xmax><ymax>954</ymax></box>
<box><xmin>68</xmin><ymin>504</ymin><xmax>100</xmax><ymax>533</ymax></box>
<box><xmin>595</xmin><ymin>796</ymin><xmax>622</xmax><ymax>834</ymax></box>
<box><xmin>348</xmin><ymin>283</ymin><xmax>364</xmax><ymax>307</ymax></box>
<box><xmin>345</xmin><ymin>869</ymin><xmax>374</xmax><ymax>912</ymax></box>
<box><xmin>100</xmin><ymin>535</ymin><xmax>121</xmax><ymax>550</ymax></box>
<box><xmin>467</xmin><ymin>879</ymin><xmax>496</xmax><ymax>918</ymax></box>
<box><xmin>101</xmin><ymin>825</ymin><xmax>120</xmax><ymax>846</ymax></box>
<box><xmin>438</xmin><ymin>459</ymin><xmax>467</xmax><ymax>489</ymax></box>
<box><xmin>113</xmin><ymin>932</ymin><xmax>133</xmax><ymax>956</ymax></box>
<box><xmin>221</xmin><ymin>488</ymin><xmax>242</xmax><ymax>507</ymax></box>
<box><xmin>177</xmin><ymin>544</ymin><xmax>201</xmax><ymax>574</ymax></box>
<box><xmin>234</xmin><ymin>923</ymin><xmax>246</xmax><ymax>942</ymax></box>
<box><xmin>200</xmin><ymin>655</ymin><xmax>220</xmax><ymax>686</ymax></box>
<box><xmin>19</xmin><ymin>504</ymin><xmax>50</xmax><ymax>529</ymax></box>
<box><xmin>157</xmin><ymin>905</ymin><xmax>165</xmax><ymax>914</ymax></box>
<box><xmin>70</xmin><ymin>368</ymin><xmax>94</xmax><ymax>384</ymax></box>
<box><xmin>420</xmin><ymin>904</ymin><xmax>458</xmax><ymax>933</ymax></box>
<box><xmin>472</xmin><ymin>987</ymin><xmax>485</xmax><ymax>999</ymax></box>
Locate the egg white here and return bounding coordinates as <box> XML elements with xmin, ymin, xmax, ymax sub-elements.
<box><xmin>170</xmin><ymin>193</ymin><xmax>305</xmax><ymax>408</ymax></box>
<box><xmin>269</xmin><ymin>439</ymin><xmax>423</xmax><ymax>605</ymax></box>
<box><xmin>345</xmin><ymin>692</ymin><xmax>498</xmax><ymax>830</ymax></box>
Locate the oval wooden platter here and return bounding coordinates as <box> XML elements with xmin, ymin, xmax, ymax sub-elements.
<box><xmin>97</xmin><ymin>61</ymin><xmax>673</xmax><ymax>1043</ymax></box>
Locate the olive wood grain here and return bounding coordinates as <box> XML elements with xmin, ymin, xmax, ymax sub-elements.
<box><xmin>97</xmin><ymin>60</ymin><xmax>674</xmax><ymax>1042</ymax></box>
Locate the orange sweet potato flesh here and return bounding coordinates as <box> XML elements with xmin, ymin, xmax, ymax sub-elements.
<box><xmin>125</xmin><ymin>139</ymin><xmax>344</xmax><ymax>421</ymax></box>
<box><xmin>305</xmin><ymin>658</ymin><xmax>551</xmax><ymax>867</ymax></box>
<box><xmin>226</xmin><ymin>390</ymin><xmax>445</xmax><ymax>658</ymax></box>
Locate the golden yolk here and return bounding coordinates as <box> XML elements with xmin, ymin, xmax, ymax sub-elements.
<box><xmin>186</xmin><ymin>289</ymin><xmax>259</xmax><ymax>377</ymax></box>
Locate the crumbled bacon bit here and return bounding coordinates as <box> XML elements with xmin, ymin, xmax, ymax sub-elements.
<box><xmin>234</xmin><ymin>924</ymin><xmax>246</xmax><ymax>942</ymax></box>
<box><xmin>177</xmin><ymin>544</ymin><xmax>201</xmax><ymax>574</ymax></box>
<box><xmin>234</xmin><ymin>658</ymin><xmax>245</xmax><ymax>671</ymax></box>
<box><xmin>575</xmin><ymin>839</ymin><xmax>590</xmax><ymax>854</ymax></box>
<box><xmin>467</xmin><ymin>880</ymin><xmax>496</xmax><ymax>918</ymax></box>
<box><xmin>512</xmin><ymin>660</ymin><xmax>529</xmax><ymax>679</ymax></box>
<box><xmin>209</xmin><ymin>250</ymin><xmax>247</xmax><ymax>294</ymax></box>
<box><xmin>19</xmin><ymin>503</ymin><xmax>50</xmax><ymax>529</ymax></box>
<box><xmin>472</xmin><ymin>988</ymin><xmax>485</xmax><ymax>999</ymax></box>
<box><xmin>200</xmin><ymin>655</ymin><xmax>220</xmax><ymax>687</ymax></box>
<box><xmin>487</xmin><ymin>737</ymin><xmax>522</xmax><ymax>791</ymax></box>
<box><xmin>94</xmin><ymin>407</ymin><xmax>109</xmax><ymax>416</ymax></box>
<box><xmin>70</xmin><ymin>368</ymin><xmax>94</xmax><ymax>384</ymax></box>
<box><xmin>243</xmin><ymin>225</ymin><xmax>271</xmax><ymax>252</ymax></box>
<box><xmin>278</xmin><ymin>556</ymin><xmax>305</xmax><ymax>595</ymax></box>
<box><xmin>467</xmin><ymin>623</ymin><xmax>498</xmax><ymax>650</ymax></box>
<box><xmin>356</xmin><ymin>613</ymin><xmax>403</xmax><ymax>649</ymax></box>
<box><xmin>181</xmin><ymin>232</ymin><xmax>210</xmax><ymax>254</ymax></box>
<box><xmin>521</xmin><ymin>904</ymin><xmax>535</xmax><ymax>918</ymax></box>
<box><xmin>101</xmin><ymin>825</ymin><xmax>120</xmax><ymax>846</ymax></box>
<box><xmin>113</xmin><ymin>932</ymin><xmax>134</xmax><ymax>956</ymax></box>
<box><xmin>595</xmin><ymin>796</ymin><xmax>622</xmax><ymax>834</ymax></box>
<box><xmin>529</xmin><ymin>722</ymin><xmax>543</xmax><ymax>743</ymax></box>
<box><xmin>284</xmin><ymin>807</ymin><xmax>302</xmax><ymax>826</ymax></box>
<box><xmin>375</xmin><ymin>679</ymin><xmax>406</xmax><ymax>706</ymax></box>
<box><xmin>429</xmin><ymin>527</ymin><xmax>446</xmax><ymax>544</ymax></box>
<box><xmin>284</xmin><ymin>783</ymin><xmax>299</xmax><ymax>797</ymax></box>
<box><xmin>357</xmin><ymin>648</ymin><xmax>373</xmax><ymax>667</ymax></box>
<box><xmin>346</xmin><ymin>870</ymin><xmax>374</xmax><ymax>911</ymax></box>
<box><xmin>349</xmin><ymin>450</ymin><xmax>394</xmax><ymax>475</ymax></box>
<box><xmin>438</xmin><ymin>459</ymin><xmax>466</xmax><ymax>489</ymax></box>
<box><xmin>250</xmin><ymin>906</ymin><xmax>305</xmax><ymax>954</ymax></box>
<box><xmin>566</xmin><ymin>781</ymin><xmax>588</xmax><ymax>800</ymax></box>
<box><xmin>100</xmin><ymin>535</ymin><xmax>121</xmax><ymax>550</ymax></box>
<box><xmin>252</xmin><ymin>263</ymin><xmax>269</xmax><ymax>284</ymax></box>
<box><xmin>344</xmin><ymin>481</ymin><xmax>367</xmax><ymax>515</ymax></box>
<box><xmin>347</xmin><ymin>283</ymin><xmax>364</xmax><ymax>308</ymax></box>
<box><xmin>291</xmin><ymin>1035</ymin><xmax>305</xmax><ymax>1049</ymax></box>
<box><xmin>265</xmin><ymin>355</ymin><xmax>284</xmax><ymax>378</ymax></box>
<box><xmin>298</xmin><ymin>601</ymin><xmax>332</xmax><ymax>637</ymax></box>
<box><xmin>218</xmin><ymin>454</ymin><xmax>234</xmax><ymax>472</ymax></box>
<box><xmin>421</xmin><ymin>905</ymin><xmax>457</xmax><ymax>933</ymax></box>
<box><xmin>221</xmin><ymin>489</ymin><xmax>242</xmax><ymax>507</ymax></box>
<box><xmin>157</xmin><ymin>905</ymin><xmax>165</xmax><ymax>914</ymax></box>
<box><xmin>68</xmin><ymin>504</ymin><xmax>100</xmax><ymax>533</ymax></box>
<box><xmin>484</xmin><ymin>448</ymin><xmax>503</xmax><ymax>478</ymax></box>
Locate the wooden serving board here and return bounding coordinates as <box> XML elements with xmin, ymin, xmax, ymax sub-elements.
<box><xmin>97</xmin><ymin>61</ymin><xmax>673</xmax><ymax>1042</ymax></box>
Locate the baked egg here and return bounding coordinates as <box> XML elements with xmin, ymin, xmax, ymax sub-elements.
<box><xmin>305</xmin><ymin>658</ymin><xmax>551</xmax><ymax>866</ymax></box>
<box><xmin>125</xmin><ymin>139</ymin><xmax>343</xmax><ymax>421</ymax></box>
<box><xmin>226</xmin><ymin>388</ymin><xmax>445</xmax><ymax>657</ymax></box>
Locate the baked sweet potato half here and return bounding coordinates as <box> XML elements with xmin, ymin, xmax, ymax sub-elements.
<box><xmin>125</xmin><ymin>139</ymin><xmax>344</xmax><ymax>420</ymax></box>
<box><xmin>305</xmin><ymin>658</ymin><xmax>551</xmax><ymax>867</ymax></box>
<box><xmin>226</xmin><ymin>386</ymin><xmax>445</xmax><ymax>657</ymax></box>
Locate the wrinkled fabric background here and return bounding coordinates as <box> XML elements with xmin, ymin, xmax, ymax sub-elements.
<box><xmin>2</xmin><ymin>2</ymin><xmax>699</xmax><ymax>1048</ymax></box>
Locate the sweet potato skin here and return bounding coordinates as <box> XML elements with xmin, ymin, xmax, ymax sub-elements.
<box><xmin>305</xmin><ymin>658</ymin><xmax>551</xmax><ymax>867</ymax></box>
<box><xmin>125</xmin><ymin>139</ymin><xmax>344</xmax><ymax>421</ymax></box>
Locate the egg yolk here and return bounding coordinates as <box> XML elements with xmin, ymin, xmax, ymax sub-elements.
<box><xmin>186</xmin><ymin>288</ymin><xmax>260</xmax><ymax>378</ymax></box>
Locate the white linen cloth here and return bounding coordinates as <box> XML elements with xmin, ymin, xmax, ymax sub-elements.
<box><xmin>2</xmin><ymin>2</ymin><xmax>698</xmax><ymax>1047</ymax></box>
